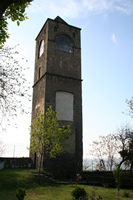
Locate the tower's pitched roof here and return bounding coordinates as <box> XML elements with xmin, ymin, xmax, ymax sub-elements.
<box><xmin>36</xmin><ymin>16</ymin><xmax>81</xmax><ymax>40</ymax></box>
<box><xmin>54</xmin><ymin>16</ymin><xmax>68</xmax><ymax>24</ymax></box>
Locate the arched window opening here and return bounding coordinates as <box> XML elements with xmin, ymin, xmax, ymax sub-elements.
<box><xmin>35</xmin><ymin>104</ymin><xmax>40</xmax><ymax>117</ymax></box>
<box><xmin>38</xmin><ymin>40</ymin><xmax>44</xmax><ymax>58</ymax></box>
<box><xmin>54</xmin><ymin>26</ymin><xmax>57</xmax><ymax>32</ymax></box>
<box><xmin>56</xmin><ymin>35</ymin><xmax>73</xmax><ymax>53</ymax></box>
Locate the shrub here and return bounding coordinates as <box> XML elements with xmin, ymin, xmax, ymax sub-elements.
<box><xmin>123</xmin><ymin>191</ymin><xmax>130</xmax><ymax>198</ymax></box>
<box><xmin>88</xmin><ymin>186</ymin><xmax>102</xmax><ymax>200</ymax></box>
<box><xmin>16</xmin><ymin>188</ymin><xmax>26</xmax><ymax>200</ymax></box>
<box><xmin>103</xmin><ymin>183</ymin><xmax>109</xmax><ymax>188</ymax></box>
<box><xmin>71</xmin><ymin>187</ymin><xmax>87</xmax><ymax>199</ymax></box>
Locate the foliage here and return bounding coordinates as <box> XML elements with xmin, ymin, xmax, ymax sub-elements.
<box><xmin>103</xmin><ymin>183</ymin><xmax>109</xmax><ymax>188</ymax></box>
<box><xmin>16</xmin><ymin>188</ymin><xmax>26</xmax><ymax>200</ymax></box>
<box><xmin>83</xmin><ymin>158</ymin><xmax>92</xmax><ymax>171</ymax></box>
<box><xmin>113</xmin><ymin>164</ymin><xmax>122</xmax><ymax>191</ymax></box>
<box><xmin>88</xmin><ymin>186</ymin><xmax>102</xmax><ymax>200</ymax></box>
<box><xmin>123</xmin><ymin>191</ymin><xmax>130</xmax><ymax>198</ymax></box>
<box><xmin>90</xmin><ymin>134</ymin><xmax>120</xmax><ymax>171</ymax></box>
<box><xmin>126</xmin><ymin>97</ymin><xmax>133</xmax><ymax>118</ymax></box>
<box><xmin>0</xmin><ymin>0</ymin><xmax>33</xmax><ymax>47</ymax></box>
<box><xmin>98</xmin><ymin>159</ymin><xmax>106</xmax><ymax>171</ymax></box>
<box><xmin>113</xmin><ymin>164</ymin><xmax>122</xmax><ymax>200</ymax></box>
<box><xmin>30</xmin><ymin>106</ymin><xmax>70</xmax><ymax>174</ymax></box>
<box><xmin>0</xmin><ymin>46</ymin><xmax>31</xmax><ymax>131</ymax></box>
<box><xmin>30</xmin><ymin>106</ymin><xmax>70</xmax><ymax>158</ymax></box>
<box><xmin>116</xmin><ymin>125</ymin><xmax>133</xmax><ymax>173</ymax></box>
<box><xmin>0</xmin><ymin>138</ymin><xmax>5</xmax><ymax>156</ymax></box>
<box><xmin>71</xmin><ymin>187</ymin><xmax>87</xmax><ymax>199</ymax></box>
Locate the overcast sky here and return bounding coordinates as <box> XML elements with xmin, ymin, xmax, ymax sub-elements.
<box><xmin>1</xmin><ymin>0</ymin><xmax>133</xmax><ymax>158</ymax></box>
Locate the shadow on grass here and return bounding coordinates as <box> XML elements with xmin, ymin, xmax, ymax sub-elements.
<box><xmin>0</xmin><ymin>168</ymin><xmax>59</xmax><ymax>192</ymax></box>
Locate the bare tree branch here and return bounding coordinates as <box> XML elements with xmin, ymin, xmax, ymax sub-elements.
<box><xmin>0</xmin><ymin>46</ymin><xmax>31</xmax><ymax>131</ymax></box>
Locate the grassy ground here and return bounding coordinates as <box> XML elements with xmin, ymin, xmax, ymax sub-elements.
<box><xmin>0</xmin><ymin>169</ymin><xmax>133</xmax><ymax>200</ymax></box>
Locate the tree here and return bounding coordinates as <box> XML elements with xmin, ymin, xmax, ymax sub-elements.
<box><xmin>0</xmin><ymin>139</ymin><xmax>5</xmax><ymax>156</ymax></box>
<box><xmin>126</xmin><ymin>97</ymin><xmax>133</xmax><ymax>118</ymax></box>
<box><xmin>30</xmin><ymin>106</ymin><xmax>70</xmax><ymax>175</ymax></box>
<box><xmin>0</xmin><ymin>0</ymin><xmax>33</xmax><ymax>47</ymax></box>
<box><xmin>90</xmin><ymin>134</ymin><xmax>120</xmax><ymax>171</ymax></box>
<box><xmin>124</xmin><ymin>98</ymin><xmax>133</xmax><ymax>173</ymax></box>
<box><xmin>0</xmin><ymin>46</ymin><xmax>31</xmax><ymax>131</ymax></box>
<box><xmin>97</xmin><ymin>159</ymin><xmax>106</xmax><ymax>171</ymax></box>
<box><xmin>83</xmin><ymin>158</ymin><xmax>92</xmax><ymax>171</ymax></box>
<box><xmin>113</xmin><ymin>164</ymin><xmax>122</xmax><ymax>200</ymax></box>
<box><xmin>116</xmin><ymin>125</ymin><xmax>133</xmax><ymax>173</ymax></box>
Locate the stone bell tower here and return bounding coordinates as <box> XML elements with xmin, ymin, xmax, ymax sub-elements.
<box><xmin>31</xmin><ymin>16</ymin><xmax>82</xmax><ymax>177</ymax></box>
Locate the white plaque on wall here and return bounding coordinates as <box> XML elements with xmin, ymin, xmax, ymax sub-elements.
<box><xmin>56</xmin><ymin>92</ymin><xmax>74</xmax><ymax>121</ymax></box>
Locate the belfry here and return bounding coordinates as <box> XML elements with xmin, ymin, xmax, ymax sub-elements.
<box><xmin>31</xmin><ymin>16</ymin><xmax>83</xmax><ymax>177</ymax></box>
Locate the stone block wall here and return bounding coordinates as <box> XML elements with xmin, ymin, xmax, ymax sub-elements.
<box><xmin>0</xmin><ymin>157</ymin><xmax>32</xmax><ymax>170</ymax></box>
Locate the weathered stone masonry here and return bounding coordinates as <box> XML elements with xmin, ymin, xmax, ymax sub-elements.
<box><xmin>31</xmin><ymin>16</ymin><xmax>83</xmax><ymax>177</ymax></box>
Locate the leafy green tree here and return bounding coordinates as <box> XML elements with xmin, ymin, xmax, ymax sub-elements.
<box><xmin>123</xmin><ymin>98</ymin><xmax>133</xmax><ymax>173</ymax></box>
<box><xmin>113</xmin><ymin>164</ymin><xmax>122</xmax><ymax>200</ymax></box>
<box><xmin>0</xmin><ymin>0</ymin><xmax>33</xmax><ymax>47</ymax></box>
<box><xmin>116</xmin><ymin>125</ymin><xmax>133</xmax><ymax>174</ymax></box>
<box><xmin>0</xmin><ymin>46</ymin><xmax>31</xmax><ymax>131</ymax></box>
<box><xmin>30</xmin><ymin>106</ymin><xmax>70</xmax><ymax>175</ymax></box>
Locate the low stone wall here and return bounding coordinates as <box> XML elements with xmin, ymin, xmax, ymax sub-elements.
<box><xmin>82</xmin><ymin>171</ymin><xmax>133</xmax><ymax>189</ymax></box>
<box><xmin>0</xmin><ymin>157</ymin><xmax>32</xmax><ymax>170</ymax></box>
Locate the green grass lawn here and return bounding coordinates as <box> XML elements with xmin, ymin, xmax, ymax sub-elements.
<box><xmin>0</xmin><ymin>169</ymin><xmax>133</xmax><ymax>200</ymax></box>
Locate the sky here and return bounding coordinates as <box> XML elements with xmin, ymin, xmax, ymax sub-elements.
<box><xmin>1</xmin><ymin>0</ymin><xmax>133</xmax><ymax>158</ymax></box>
